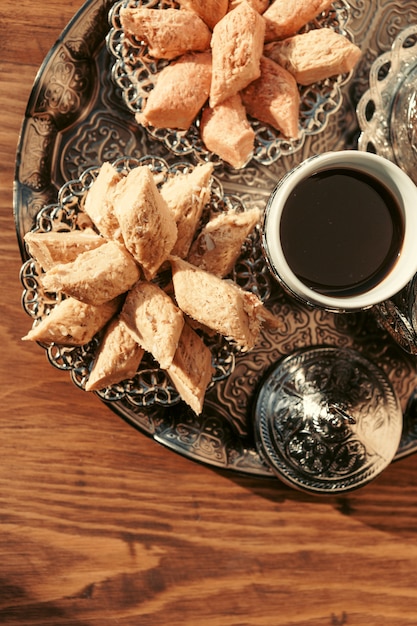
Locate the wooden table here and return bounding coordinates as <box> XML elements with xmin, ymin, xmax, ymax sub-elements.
<box><xmin>2</xmin><ymin>1</ymin><xmax>417</xmax><ymax>624</ymax></box>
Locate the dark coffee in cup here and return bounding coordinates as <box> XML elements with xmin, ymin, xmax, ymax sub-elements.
<box><xmin>279</xmin><ymin>167</ymin><xmax>404</xmax><ymax>297</ymax></box>
<box><xmin>262</xmin><ymin>151</ymin><xmax>417</xmax><ymax>312</ymax></box>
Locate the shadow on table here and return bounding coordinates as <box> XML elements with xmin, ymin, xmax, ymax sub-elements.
<box><xmin>211</xmin><ymin>451</ymin><xmax>417</xmax><ymax>539</ymax></box>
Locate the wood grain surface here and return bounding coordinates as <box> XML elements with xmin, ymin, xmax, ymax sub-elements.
<box><xmin>2</xmin><ymin>2</ymin><xmax>417</xmax><ymax>625</ymax></box>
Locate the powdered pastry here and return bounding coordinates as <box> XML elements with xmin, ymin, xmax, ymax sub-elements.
<box><xmin>209</xmin><ymin>2</ymin><xmax>265</xmax><ymax>107</ymax></box>
<box><xmin>119</xmin><ymin>7</ymin><xmax>211</xmax><ymax>60</ymax></box>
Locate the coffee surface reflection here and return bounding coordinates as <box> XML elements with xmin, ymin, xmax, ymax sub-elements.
<box><xmin>279</xmin><ymin>168</ymin><xmax>404</xmax><ymax>297</ymax></box>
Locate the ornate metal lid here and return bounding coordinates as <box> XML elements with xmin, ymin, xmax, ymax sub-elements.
<box><xmin>253</xmin><ymin>346</ymin><xmax>403</xmax><ymax>494</ymax></box>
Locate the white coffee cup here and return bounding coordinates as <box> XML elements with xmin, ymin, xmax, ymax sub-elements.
<box><xmin>262</xmin><ymin>150</ymin><xmax>417</xmax><ymax>312</ymax></box>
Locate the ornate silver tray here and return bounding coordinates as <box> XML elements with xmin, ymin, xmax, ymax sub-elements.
<box><xmin>14</xmin><ymin>0</ymin><xmax>417</xmax><ymax>481</ymax></box>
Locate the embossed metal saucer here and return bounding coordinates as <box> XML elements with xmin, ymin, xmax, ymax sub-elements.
<box><xmin>253</xmin><ymin>346</ymin><xmax>403</xmax><ymax>494</ymax></box>
<box><xmin>373</xmin><ymin>273</ymin><xmax>417</xmax><ymax>356</ymax></box>
<box><xmin>357</xmin><ymin>24</ymin><xmax>417</xmax><ymax>354</ymax></box>
<box><xmin>357</xmin><ymin>24</ymin><xmax>417</xmax><ymax>186</ymax></box>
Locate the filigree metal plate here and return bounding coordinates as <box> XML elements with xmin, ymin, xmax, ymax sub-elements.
<box><xmin>20</xmin><ymin>155</ymin><xmax>267</xmax><ymax>408</ymax></box>
<box><xmin>357</xmin><ymin>24</ymin><xmax>417</xmax><ymax>186</ymax></box>
<box><xmin>106</xmin><ymin>0</ymin><xmax>356</xmax><ymax>166</ymax></box>
<box><xmin>14</xmin><ymin>0</ymin><xmax>417</xmax><ymax>484</ymax></box>
<box><xmin>357</xmin><ymin>24</ymin><xmax>417</xmax><ymax>357</ymax></box>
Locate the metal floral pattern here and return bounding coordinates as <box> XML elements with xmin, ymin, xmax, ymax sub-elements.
<box><xmin>357</xmin><ymin>24</ymin><xmax>417</xmax><ymax>184</ymax></box>
<box><xmin>254</xmin><ymin>347</ymin><xmax>402</xmax><ymax>493</ymax></box>
<box><xmin>356</xmin><ymin>24</ymin><xmax>417</xmax><ymax>357</ymax></box>
<box><xmin>14</xmin><ymin>0</ymin><xmax>417</xmax><ymax>483</ymax></box>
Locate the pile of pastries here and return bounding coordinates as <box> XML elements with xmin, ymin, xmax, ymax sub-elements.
<box><xmin>118</xmin><ymin>0</ymin><xmax>361</xmax><ymax>167</ymax></box>
<box><xmin>23</xmin><ymin>161</ymin><xmax>281</xmax><ymax>414</ymax></box>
